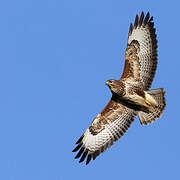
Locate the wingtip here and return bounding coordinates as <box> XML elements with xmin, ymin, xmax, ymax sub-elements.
<box><xmin>129</xmin><ymin>23</ymin><xmax>133</xmax><ymax>35</ymax></box>
<box><xmin>79</xmin><ymin>151</ymin><xmax>88</xmax><ymax>163</ymax></box>
<box><xmin>72</xmin><ymin>143</ymin><xmax>82</xmax><ymax>152</ymax></box>
<box><xmin>74</xmin><ymin>147</ymin><xmax>84</xmax><ymax>159</ymax></box>
<box><xmin>139</xmin><ymin>12</ymin><xmax>145</xmax><ymax>26</ymax></box>
<box><xmin>141</xmin><ymin>11</ymin><xmax>145</xmax><ymax>18</ymax></box>
<box><xmin>134</xmin><ymin>14</ymin><xmax>139</xmax><ymax>28</ymax></box>
<box><xmin>149</xmin><ymin>16</ymin><xmax>153</xmax><ymax>22</ymax></box>
<box><xmin>86</xmin><ymin>154</ymin><xmax>92</xmax><ymax>165</ymax></box>
<box><xmin>144</xmin><ymin>12</ymin><xmax>150</xmax><ymax>25</ymax></box>
<box><xmin>75</xmin><ymin>135</ymin><xmax>84</xmax><ymax>144</ymax></box>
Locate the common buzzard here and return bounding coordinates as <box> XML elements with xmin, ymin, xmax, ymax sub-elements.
<box><xmin>72</xmin><ymin>12</ymin><xmax>166</xmax><ymax>165</ymax></box>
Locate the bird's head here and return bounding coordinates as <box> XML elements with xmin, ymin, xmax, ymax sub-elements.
<box><xmin>106</xmin><ymin>79</ymin><xmax>115</xmax><ymax>87</ymax></box>
<box><xmin>106</xmin><ymin>79</ymin><xmax>121</xmax><ymax>94</ymax></box>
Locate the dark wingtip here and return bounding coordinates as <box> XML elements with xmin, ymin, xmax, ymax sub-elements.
<box><xmin>139</xmin><ymin>12</ymin><xmax>144</xmax><ymax>26</ymax></box>
<box><xmin>129</xmin><ymin>23</ymin><xmax>133</xmax><ymax>35</ymax></box>
<box><xmin>79</xmin><ymin>151</ymin><xmax>88</xmax><ymax>163</ymax></box>
<box><xmin>147</xmin><ymin>12</ymin><xmax>150</xmax><ymax>17</ymax></box>
<box><xmin>149</xmin><ymin>16</ymin><xmax>153</xmax><ymax>22</ymax></box>
<box><xmin>72</xmin><ymin>143</ymin><xmax>82</xmax><ymax>152</ymax></box>
<box><xmin>144</xmin><ymin>12</ymin><xmax>150</xmax><ymax>25</ymax></box>
<box><xmin>76</xmin><ymin>135</ymin><xmax>84</xmax><ymax>144</ymax></box>
<box><xmin>134</xmin><ymin>14</ymin><xmax>139</xmax><ymax>29</ymax></box>
<box><xmin>75</xmin><ymin>147</ymin><xmax>84</xmax><ymax>159</ymax></box>
<box><xmin>86</xmin><ymin>154</ymin><xmax>92</xmax><ymax>165</ymax></box>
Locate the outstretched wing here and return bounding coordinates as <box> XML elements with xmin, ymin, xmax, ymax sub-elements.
<box><xmin>121</xmin><ymin>12</ymin><xmax>158</xmax><ymax>90</ymax></box>
<box><xmin>72</xmin><ymin>98</ymin><xmax>136</xmax><ymax>165</ymax></box>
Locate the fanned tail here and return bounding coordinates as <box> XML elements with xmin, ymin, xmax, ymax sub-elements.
<box><xmin>138</xmin><ymin>88</ymin><xmax>166</xmax><ymax>125</ymax></box>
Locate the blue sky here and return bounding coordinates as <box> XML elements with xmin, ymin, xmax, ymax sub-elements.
<box><xmin>0</xmin><ymin>0</ymin><xmax>179</xmax><ymax>179</ymax></box>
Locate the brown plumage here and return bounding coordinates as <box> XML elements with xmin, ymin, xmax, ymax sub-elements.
<box><xmin>72</xmin><ymin>12</ymin><xmax>166</xmax><ymax>165</ymax></box>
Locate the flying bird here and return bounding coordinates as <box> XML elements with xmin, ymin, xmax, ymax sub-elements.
<box><xmin>72</xmin><ymin>12</ymin><xmax>166</xmax><ymax>165</ymax></box>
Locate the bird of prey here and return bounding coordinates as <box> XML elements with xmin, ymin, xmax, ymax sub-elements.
<box><xmin>72</xmin><ymin>12</ymin><xmax>166</xmax><ymax>165</ymax></box>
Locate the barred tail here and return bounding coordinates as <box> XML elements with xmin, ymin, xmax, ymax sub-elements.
<box><xmin>138</xmin><ymin>88</ymin><xmax>166</xmax><ymax>125</ymax></box>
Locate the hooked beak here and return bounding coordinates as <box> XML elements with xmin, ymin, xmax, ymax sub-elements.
<box><xmin>106</xmin><ymin>81</ymin><xmax>110</xmax><ymax>86</ymax></box>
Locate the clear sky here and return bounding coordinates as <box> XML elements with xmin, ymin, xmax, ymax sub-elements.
<box><xmin>0</xmin><ymin>0</ymin><xmax>179</xmax><ymax>179</ymax></box>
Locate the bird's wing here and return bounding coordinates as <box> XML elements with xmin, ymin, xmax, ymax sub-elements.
<box><xmin>121</xmin><ymin>12</ymin><xmax>158</xmax><ymax>90</ymax></box>
<box><xmin>72</xmin><ymin>98</ymin><xmax>136</xmax><ymax>165</ymax></box>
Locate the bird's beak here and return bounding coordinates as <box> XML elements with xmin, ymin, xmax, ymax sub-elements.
<box><xmin>105</xmin><ymin>81</ymin><xmax>109</xmax><ymax>86</ymax></box>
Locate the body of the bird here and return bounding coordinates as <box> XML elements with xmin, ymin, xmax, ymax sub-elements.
<box><xmin>72</xmin><ymin>12</ymin><xmax>166</xmax><ymax>165</ymax></box>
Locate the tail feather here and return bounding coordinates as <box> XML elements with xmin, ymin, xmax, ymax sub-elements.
<box><xmin>138</xmin><ymin>88</ymin><xmax>166</xmax><ymax>125</ymax></box>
